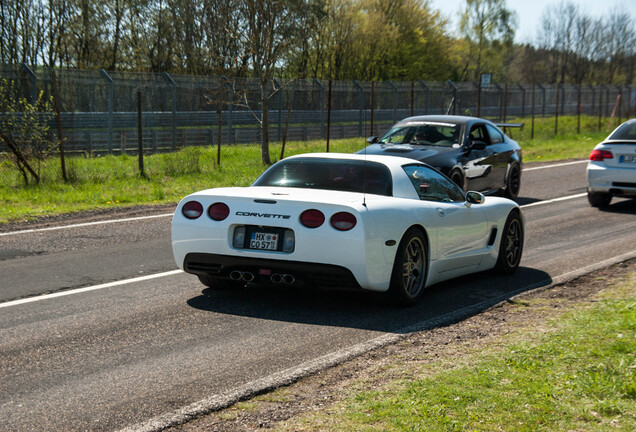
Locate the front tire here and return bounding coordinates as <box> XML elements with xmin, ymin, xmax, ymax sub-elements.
<box><xmin>495</xmin><ymin>211</ymin><xmax>523</xmax><ymax>275</ymax></box>
<box><xmin>388</xmin><ymin>228</ymin><xmax>428</xmax><ymax>306</ymax></box>
<box><xmin>587</xmin><ymin>191</ymin><xmax>612</xmax><ymax>208</ymax></box>
<box><xmin>449</xmin><ymin>169</ymin><xmax>465</xmax><ymax>190</ymax></box>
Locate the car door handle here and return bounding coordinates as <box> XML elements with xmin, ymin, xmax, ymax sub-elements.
<box><xmin>436</xmin><ymin>208</ymin><xmax>446</xmax><ymax>217</ymax></box>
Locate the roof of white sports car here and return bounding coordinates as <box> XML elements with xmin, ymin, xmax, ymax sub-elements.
<box><xmin>282</xmin><ymin>152</ymin><xmax>426</xmax><ymax>169</ymax></box>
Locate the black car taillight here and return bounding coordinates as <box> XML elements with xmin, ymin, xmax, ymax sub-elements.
<box><xmin>182</xmin><ymin>201</ymin><xmax>204</xmax><ymax>219</ymax></box>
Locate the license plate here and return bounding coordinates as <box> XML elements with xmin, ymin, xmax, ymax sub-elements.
<box><xmin>250</xmin><ymin>232</ymin><xmax>278</xmax><ymax>250</ymax></box>
<box><xmin>620</xmin><ymin>154</ymin><xmax>636</xmax><ymax>164</ymax></box>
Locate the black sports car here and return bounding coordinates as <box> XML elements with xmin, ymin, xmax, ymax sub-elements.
<box><xmin>360</xmin><ymin>115</ymin><xmax>523</xmax><ymax>199</ymax></box>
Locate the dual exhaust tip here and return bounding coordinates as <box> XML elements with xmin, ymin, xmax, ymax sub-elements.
<box><xmin>229</xmin><ymin>270</ymin><xmax>295</xmax><ymax>285</ymax></box>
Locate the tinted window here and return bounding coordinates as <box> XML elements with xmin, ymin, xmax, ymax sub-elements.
<box><xmin>253</xmin><ymin>158</ymin><xmax>392</xmax><ymax>196</ymax></box>
<box><xmin>403</xmin><ymin>165</ymin><xmax>465</xmax><ymax>202</ymax></box>
<box><xmin>609</xmin><ymin>122</ymin><xmax>636</xmax><ymax>140</ymax></box>
<box><xmin>379</xmin><ymin>123</ymin><xmax>460</xmax><ymax>147</ymax></box>
<box><xmin>468</xmin><ymin>125</ymin><xmax>487</xmax><ymax>142</ymax></box>
<box><xmin>486</xmin><ymin>124</ymin><xmax>505</xmax><ymax>144</ymax></box>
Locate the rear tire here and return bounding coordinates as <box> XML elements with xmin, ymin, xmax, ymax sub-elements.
<box><xmin>198</xmin><ymin>275</ymin><xmax>242</xmax><ymax>290</ymax></box>
<box><xmin>503</xmin><ymin>164</ymin><xmax>521</xmax><ymax>199</ymax></box>
<box><xmin>495</xmin><ymin>211</ymin><xmax>523</xmax><ymax>275</ymax></box>
<box><xmin>587</xmin><ymin>191</ymin><xmax>612</xmax><ymax>208</ymax></box>
<box><xmin>388</xmin><ymin>228</ymin><xmax>428</xmax><ymax>306</ymax></box>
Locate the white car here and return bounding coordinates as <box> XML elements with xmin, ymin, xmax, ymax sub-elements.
<box><xmin>172</xmin><ymin>153</ymin><xmax>524</xmax><ymax>305</ymax></box>
<box><xmin>587</xmin><ymin>118</ymin><xmax>636</xmax><ymax>207</ymax></box>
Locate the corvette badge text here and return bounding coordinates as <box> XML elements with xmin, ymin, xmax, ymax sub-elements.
<box><xmin>235</xmin><ymin>211</ymin><xmax>291</xmax><ymax>219</ymax></box>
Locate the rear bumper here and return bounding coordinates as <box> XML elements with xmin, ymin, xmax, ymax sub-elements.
<box><xmin>183</xmin><ymin>252</ymin><xmax>364</xmax><ymax>290</ymax></box>
<box><xmin>587</xmin><ymin>162</ymin><xmax>636</xmax><ymax>197</ymax></box>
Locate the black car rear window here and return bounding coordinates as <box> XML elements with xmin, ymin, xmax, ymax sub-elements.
<box><xmin>253</xmin><ymin>158</ymin><xmax>392</xmax><ymax>196</ymax></box>
<box><xmin>609</xmin><ymin>122</ymin><xmax>636</xmax><ymax>140</ymax></box>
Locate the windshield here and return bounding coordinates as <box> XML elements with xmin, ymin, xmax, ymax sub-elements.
<box><xmin>253</xmin><ymin>158</ymin><xmax>392</xmax><ymax>196</ymax></box>
<box><xmin>379</xmin><ymin>122</ymin><xmax>461</xmax><ymax>147</ymax></box>
<box><xmin>609</xmin><ymin>121</ymin><xmax>636</xmax><ymax>141</ymax></box>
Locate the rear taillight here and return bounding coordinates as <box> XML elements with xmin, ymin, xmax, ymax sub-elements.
<box><xmin>208</xmin><ymin>202</ymin><xmax>230</xmax><ymax>221</ymax></box>
<box><xmin>330</xmin><ymin>212</ymin><xmax>357</xmax><ymax>231</ymax></box>
<box><xmin>182</xmin><ymin>201</ymin><xmax>204</xmax><ymax>219</ymax></box>
<box><xmin>590</xmin><ymin>149</ymin><xmax>613</xmax><ymax>161</ymax></box>
<box><xmin>300</xmin><ymin>209</ymin><xmax>325</xmax><ymax>228</ymax></box>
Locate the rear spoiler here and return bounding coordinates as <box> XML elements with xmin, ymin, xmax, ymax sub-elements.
<box><xmin>496</xmin><ymin>122</ymin><xmax>524</xmax><ymax>130</ymax></box>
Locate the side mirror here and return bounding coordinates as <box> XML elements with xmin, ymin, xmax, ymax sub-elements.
<box><xmin>367</xmin><ymin>136</ymin><xmax>379</xmax><ymax>144</ymax></box>
<box><xmin>466</xmin><ymin>191</ymin><xmax>485</xmax><ymax>205</ymax></box>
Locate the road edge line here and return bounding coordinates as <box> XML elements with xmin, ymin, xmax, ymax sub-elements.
<box><xmin>0</xmin><ymin>270</ymin><xmax>183</xmax><ymax>309</ymax></box>
<box><xmin>118</xmin><ymin>249</ymin><xmax>636</xmax><ymax>432</ymax></box>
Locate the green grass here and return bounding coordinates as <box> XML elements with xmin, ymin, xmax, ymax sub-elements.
<box><xmin>281</xmin><ymin>272</ymin><xmax>636</xmax><ymax>432</ymax></box>
<box><xmin>0</xmin><ymin>115</ymin><xmax>616</xmax><ymax>224</ymax></box>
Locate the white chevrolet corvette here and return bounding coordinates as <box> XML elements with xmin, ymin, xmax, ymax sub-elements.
<box><xmin>172</xmin><ymin>153</ymin><xmax>524</xmax><ymax>305</ymax></box>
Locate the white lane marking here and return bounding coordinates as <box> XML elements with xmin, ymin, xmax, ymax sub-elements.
<box><xmin>520</xmin><ymin>192</ymin><xmax>587</xmax><ymax>208</ymax></box>
<box><xmin>523</xmin><ymin>159</ymin><xmax>587</xmax><ymax>171</ymax></box>
<box><xmin>1</xmin><ymin>160</ymin><xmax>587</xmax><ymax>237</ymax></box>
<box><xmin>0</xmin><ymin>270</ymin><xmax>183</xmax><ymax>309</ymax></box>
<box><xmin>0</xmin><ymin>213</ymin><xmax>173</xmax><ymax>237</ymax></box>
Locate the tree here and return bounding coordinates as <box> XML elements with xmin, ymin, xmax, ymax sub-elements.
<box><xmin>236</xmin><ymin>0</ymin><xmax>322</xmax><ymax>165</ymax></box>
<box><xmin>0</xmin><ymin>79</ymin><xmax>57</xmax><ymax>185</ymax></box>
<box><xmin>459</xmin><ymin>0</ymin><xmax>517</xmax><ymax>81</ymax></box>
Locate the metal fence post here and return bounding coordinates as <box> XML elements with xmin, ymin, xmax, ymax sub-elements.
<box><xmin>517</xmin><ymin>83</ymin><xmax>526</xmax><ymax>118</ymax></box>
<box><xmin>445</xmin><ymin>80</ymin><xmax>457</xmax><ymax>115</ymax></box>
<box><xmin>137</xmin><ymin>88</ymin><xmax>145</xmax><ymax>176</ymax></box>
<box><xmin>537</xmin><ymin>83</ymin><xmax>546</xmax><ymax>117</ymax></box>
<box><xmin>387</xmin><ymin>80</ymin><xmax>397</xmax><ymax>122</ymax></box>
<box><xmin>493</xmin><ymin>82</ymin><xmax>503</xmax><ymax>120</ymax></box>
<box><xmin>313</xmin><ymin>79</ymin><xmax>325</xmax><ymax>139</ymax></box>
<box><xmin>162</xmin><ymin>72</ymin><xmax>177</xmax><ymax>151</ymax></box>
<box><xmin>98</xmin><ymin>68</ymin><xmax>114</xmax><ymax>153</ymax></box>
<box><xmin>353</xmin><ymin>80</ymin><xmax>364</xmax><ymax>137</ymax></box>
<box><xmin>20</xmin><ymin>63</ymin><xmax>37</xmax><ymax>104</ymax></box>
<box><xmin>273</xmin><ymin>79</ymin><xmax>282</xmax><ymax>141</ymax></box>
<box><xmin>221</xmin><ymin>75</ymin><xmax>234</xmax><ymax>144</ymax></box>
<box><xmin>419</xmin><ymin>81</ymin><xmax>429</xmax><ymax>115</ymax></box>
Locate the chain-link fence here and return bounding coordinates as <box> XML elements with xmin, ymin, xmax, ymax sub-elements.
<box><xmin>1</xmin><ymin>63</ymin><xmax>635</xmax><ymax>187</ymax></box>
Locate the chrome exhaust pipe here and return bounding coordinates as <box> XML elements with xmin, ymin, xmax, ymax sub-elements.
<box><xmin>270</xmin><ymin>274</ymin><xmax>283</xmax><ymax>284</ymax></box>
<box><xmin>242</xmin><ymin>272</ymin><xmax>254</xmax><ymax>282</ymax></box>
<box><xmin>282</xmin><ymin>274</ymin><xmax>295</xmax><ymax>285</ymax></box>
<box><xmin>230</xmin><ymin>271</ymin><xmax>243</xmax><ymax>281</ymax></box>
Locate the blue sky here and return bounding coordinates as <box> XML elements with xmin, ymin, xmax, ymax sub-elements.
<box><xmin>428</xmin><ymin>0</ymin><xmax>636</xmax><ymax>43</ymax></box>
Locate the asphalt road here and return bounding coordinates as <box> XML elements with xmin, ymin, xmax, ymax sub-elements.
<box><xmin>1</xmin><ymin>159</ymin><xmax>635</xmax><ymax>431</ymax></box>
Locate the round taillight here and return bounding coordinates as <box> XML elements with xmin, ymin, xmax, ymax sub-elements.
<box><xmin>208</xmin><ymin>202</ymin><xmax>230</xmax><ymax>221</ymax></box>
<box><xmin>300</xmin><ymin>209</ymin><xmax>325</xmax><ymax>228</ymax></box>
<box><xmin>330</xmin><ymin>212</ymin><xmax>357</xmax><ymax>231</ymax></box>
<box><xmin>590</xmin><ymin>149</ymin><xmax>613</xmax><ymax>161</ymax></box>
<box><xmin>182</xmin><ymin>201</ymin><xmax>203</xmax><ymax>219</ymax></box>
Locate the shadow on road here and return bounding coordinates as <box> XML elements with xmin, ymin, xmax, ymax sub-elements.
<box><xmin>187</xmin><ymin>266</ymin><xmax>552</xmax><ymax>333</ymax></box>
<box><xmin>595</xmin><ymin>197</ymin><xmax>636</xmax><ymax>214</ymax></box>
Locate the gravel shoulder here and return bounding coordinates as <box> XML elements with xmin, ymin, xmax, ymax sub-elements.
<box><xmin>165</xmin><ymin>259</ymin><xmax>635</xmax><ymax>432</ymax></box>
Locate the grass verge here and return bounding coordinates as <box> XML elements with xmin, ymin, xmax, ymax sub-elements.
<box><xmin>277</xmin><ymin>267</ymin><xmax>636</xmax><ymax>432</ymax></box>
<box><xmin>0</xmin><ymin>115</ymin><xmax>613</xmax><ymax>224</ymax></box>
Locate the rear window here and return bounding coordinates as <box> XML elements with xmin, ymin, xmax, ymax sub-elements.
<box><xmin>253</xmin><ymin>158</ymin><xmax>392</xmax><ymax>196</ymax></box>
<box><xmin>609</xmin><ymin>122</ymin><xmax>636</xmax><ymax>141</ymax></box>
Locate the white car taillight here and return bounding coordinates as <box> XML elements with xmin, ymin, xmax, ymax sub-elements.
<box><xmin>590</xmin><ymin>149</ymin><xmax>613</xmax><ymax>161</ymax></box>
<box><xmin>330</xmin><ymin>212</ymin><xmax>357</xmax><ymax>231</ymax></box>
<box><xmin>300</xmin><ymin>209</ymin><xmax>325</xmax><ymax>228</ymax></box>
<box><xmin>208</xmin><ymin>202</ymin><xmax>230</xmax><ymax>221</ymax></box>
<box><xmin>182</xmin><ymin>201</ymin><xmax>203</xmax><ymax>219</ymax></box>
